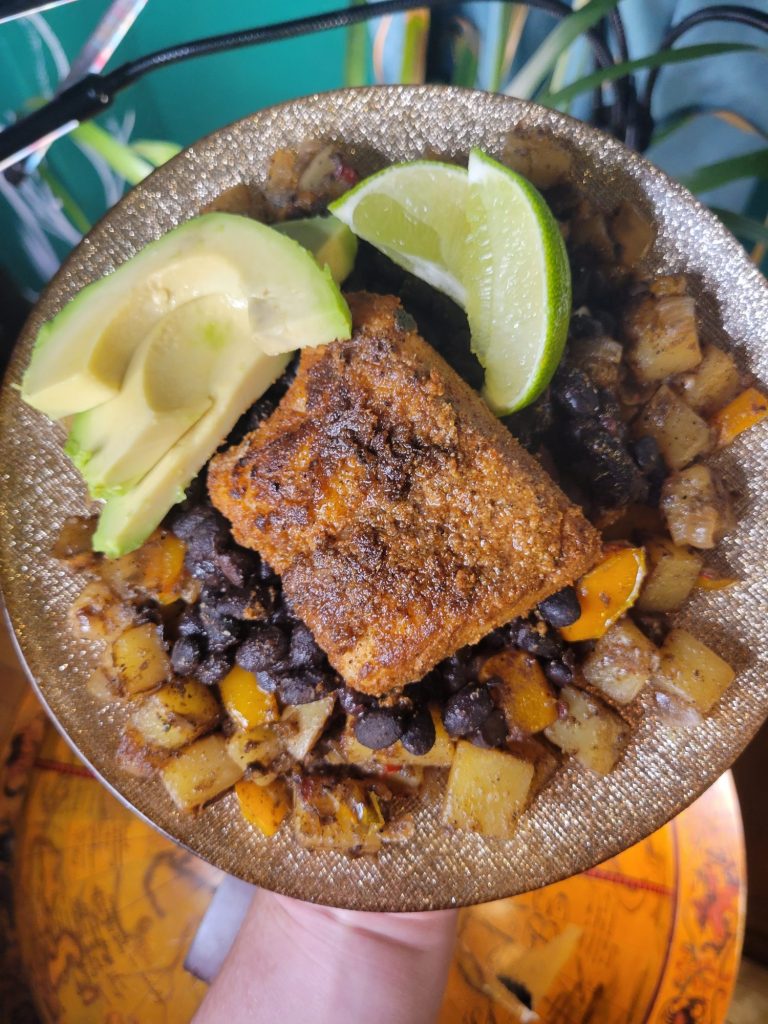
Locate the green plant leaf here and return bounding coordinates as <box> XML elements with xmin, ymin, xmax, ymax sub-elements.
<box><xmin>450</xmin><ymin>17</ymin><xmax>480</xmax><ymax>88</ymax></box>
<box><xmin>710</xmin><ymin>207</ymin><xmax>768</xmax><ymax>246</ymax></box>
<box><xmin>344</xmin><ymin>0</ymin><xmax>368</xmax><ymax>87</ymax></box>
<box><xmin>652</xmin><ymin>106</ymin><xmax>768</xmax><ymax>147</ymax></box>
<box><xmin>679</xmin><ymin>149</ymin><xmax>768</xmax><ymax>194</ymax></box>
<box><xmin>38</xmin><ymin>165</ymin><xmax>91</xmax><ymax>234</ymax></box>
<box><xmin>72</xmin><ymin>122</ymin><xmax>154</xmax><ymax>185</ymax></box>
<box><xmin>131</xmin><ymin>139</ymin><xmax>182</xmax><ymax>167</ymax></box>
<box><xmin>400</xmin><ymin>9</ymin><xmax>430</xmax><ymax>85</ymax></box>
<box><xmin>540</xmin><ymin>43</ymin><xmax>765</xmax><ymax>107</ymax></box>
<box><xmin>506</xmin><ymin>0</ymin><xmax>619</xmax><ymax>100</ymax></box>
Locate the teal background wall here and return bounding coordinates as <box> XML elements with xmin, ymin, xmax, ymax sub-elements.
<box><xmin>0</xmin><ymin>1</ymin><xmax>349</xmax><ymax>290</ymax></box>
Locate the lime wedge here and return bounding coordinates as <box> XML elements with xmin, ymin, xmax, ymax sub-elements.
<box><xmin>465</xmin><ymin>148</ymin><xmax>571</xmax><ymax>415</ymax></box>
<box><xmin>329</xmin><ymin>161</ymin><xmax>468</xmax><ymax>306</ymax></box>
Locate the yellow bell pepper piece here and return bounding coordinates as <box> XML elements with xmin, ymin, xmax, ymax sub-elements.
<box><xmin>220</xmin><ymin>666</ymin><xmax>278</xmax><ymax>730</ymax></box>
<box><xmin>235</xmin><ymin>778</ymin><xmax>290</xmax><ymax>837</ymax></box>
<box><xmin>560</xmin><ymin>546</ymin><xmax>647</xmax><ymax>642</ymax></box>
<box><xmin>711</xmin><ymin>386</ymin><xmax>768</xmax><ymax>448</ymax></box>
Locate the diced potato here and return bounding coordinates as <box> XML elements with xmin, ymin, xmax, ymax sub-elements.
<box><xmin>479</xmin><ymin>650</ymin><xmax>558</xmax><ymax>733</ymax></box>
<box><xmin>112</xmin><ymin>622</ymin><xmax>172</xmax><ymax>697</ymax></box>
<box><xmin>292</xmin><ymin>775</ymin><xmax>390</xmax><ymax>853</ymax></box>
<box><xmin>656</xmin><ymin>628</ymin><xmax>735</xmax><ymax>713</ymax></box>
<box><xmin>69</xmin><ymin>581</ymin><xmax>135</xmax><ymax>643</ymax></box>
<box><xmin>649</xmin><ymin>275</ymin><xmax>688</xmax><ymax>297</ymax></box>
<box><xmin>569</xmin><ymin>198</ymin><xmax>615</xmax><ymax>260</ymax></box>
<box><xmin>636</xmin><ymin>537</ymin><xmax>703</xmax><ymax>612</ymax></box>
<box><xmin>711</xmin><ymin>386</ymin><xmax>768</xmax><ymax>448</ymax></box>
<box><xmin>219</xmin><ymin>666</ymin><xmax>278</xmax><ymax>730</ymax></box>
<box><xmin>660</xmin><ymin>463</ymin><xmax>735</xmax><ymax>549</ymax></box>
<box><xmin>635</xmin><ymin>385</ymin><xmax>713</xmax><ymax>470</ymax></box>
<box><xmin>129</xmin><ymin>679</ymin><xmax>220</xmax><ymax>750</ymax></box>
<box><xmin>282</xmin><ymin>695</ymin><xmax>335</xmax><ymax>761</ymax></box>
<box><xmin>442</xmin><ymin>742</ymin><xmax>534</xmax><ymax>839</ymax></box>
<box><xmin>582</xmin><ymin>618</ymin><xmax>659</xmax><ymax>704</ymax></box>
<box><xmin>624</xmin><ymin>294</ymin><xmax>701</xmax><ymax>383</ymax></box>
<box><xmin>235</xmin><ymin>777</ymin><xmax>290</xmax><ymax>837</ymax></box>
<box><xmin>160</xmin><ymin>734</ymin><xmax>243</xmax><ymax>811</ymax></box>
<box><xmin>674</xmin><ymin>343</ymin><xmax>741</xmax><ymax>416</ymax></box>
<box><xmin>544</xmin><ymin>686</ymin><xmax>627</xmax><ymax>774</ymax></box>
<box><xmin>226</xmin><ymin>725</ymin><xmax>283</xmax><ymax>770</ymax></box>
<box><xmin>608</xmin><ymin>200</ymin><xmax>655</xmax><ymax>268</ymax></box>
<box><xmin>52</xmin><ymin>515</ymin><xmax>97</xmax><ymax>569</ymax></box>
<box><xmin>571</xmin><ymin>334</ymin><xmax>624</xmax><ymax>391</ymax></box>
<box><xmin>502</xmin><ymin>133</ymin><xmax>573</xmax><ymax>189</ymax></box>
<box><xmin>340</xmin><ymin>707</ymin><xmax>454</xmax><ymax>768</ymax></box>
<box><xmin>99</xmin><ymin>529</ymin><xmax>189</xmax><ymax>604</ymax></box>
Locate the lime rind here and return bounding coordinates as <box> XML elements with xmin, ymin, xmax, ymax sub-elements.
<box><xmin>466</xmin><ymin>148</ymin><xmax>571</xmax><ymax>415</ymax></box>
<box><xmin>329</xmin><ymin>160</ymin><xmax>468</xmax><ymax>306</ymax></box>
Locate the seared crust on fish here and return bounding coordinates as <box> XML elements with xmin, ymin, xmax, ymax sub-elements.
<box><xmin>209</xmin><ymin>292</ymin><xmax>600</xmax><ymax>695</ymax></box>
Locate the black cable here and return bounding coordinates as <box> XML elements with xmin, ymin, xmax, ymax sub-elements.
<box><xmin>638</xmin><ymin>5</ymin><xmax>768</xmax><ymax>148</ymax></box>
<box><xmin>0</xmin><ymin>0</ymin><xmax>629</xmax><ymax>175</ymax></box>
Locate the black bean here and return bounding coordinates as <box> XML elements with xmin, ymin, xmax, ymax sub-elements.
<box><xmin>544</xmin><ymin>659</ymin><xmax>573</xmax><ymax>688</ymax></box>
<box><xmin>210</xmin><ymin>584</ymin><xmax>260</xmax><ymax>620</ymax></box>
<box><xmin>214</xmin><ymin>548</ymin><xmax>256</xmax><ymax>588</ymax></box>
<box><xmin>631</xmin><ymin>435</ymin><xmax>665</xmax><ymax>474</ymax></box>
<box><xmin>442</xmin><ymin>684</ymin><xmax>494</xmax><ymax>737</ymax></box>
<box><xmin>537</xmin><ymin>586</ymin><xmax>582</xmax><ymax>628</ymax></box>
<box><xmin>169</xmin><ymin>505</ymin><xmax>215</xmax><ymax>542</ymax></box>
<box><xmin>440</xmin><ymin>653</ymin><xmax>468</xmax><ymax>694</ymax></box>
<box><xmin>170</xmin><ymin>635</ymin><xmax>203</xmax><ymax>676</ymax></box>
<box><xmin>401</xmin><ymin>708</ymin><xmax>436</xmax><ymax>756</ymax></box>
<box><xmin>287</xmin><ymin>622</ymin><xmax>323</xmax><ymax>670</ymax></box>
<box><xmin>176</xmin><ymin>607</ymin><xmax>203</xmax><ymax>638</ymax></box>
<box><xmin>201</xmin><ymin>611</ymin><xmax>243</xmax><ymax>654</ymax></box>
<box><xmin>568</xmin><ymin>424</ymin><xmax>648</xmax><ymax>508</ymax></box>
<box><xmin>569</xmin><ymin>313</ymin><xmax>603</xmax><ymax>340</ymax></box>
<box><xmin>277</xmin><ymin>673</ymin><xmax>322</xmax><ymax>706</ymax></box>
<box><xmin>515</xmin><ymin>622</ymin><xmax>563</xmax><ymax>660</ymax></box>
<box><xmin>235</xmin><ymin>626</ymin><xmax>289</xmax><ymax>673</ymax></box>
<box><xmin>469</xmin><ymin>708</ymin><xmax>508</xmax><ymax>749</ymax></box>
<box><xmin>552</xmin><ymin>367</ymin><xmax>600</xmax><ymax>417</ymax></box>
<box><xmin>338</xmin><ymin>687</ymin><xmax>376</xmax><ymax>715</ymax></box>
<box><xmin>197</xmin><ymin>653</ymin><xmax>232</xmax><ymax>686</ymax></box>
<box><xmin>254</xmin><ymin>668</ymin><xmax>281</xmax><ymax>694</ymax></box>
<box><xmin>355</xmin><ymin>708</ymin><xmax>404</xmax><ymax>750</ymax></box>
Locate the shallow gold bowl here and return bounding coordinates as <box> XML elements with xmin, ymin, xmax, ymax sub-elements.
<box><xmin>1</xmin><ymin>86</ymin><xmax>766</xmax><ymax>910</ymax></box>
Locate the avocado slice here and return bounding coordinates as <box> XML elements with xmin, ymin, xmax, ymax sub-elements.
<box><xmin>65</xmin><ymin>296</ymin><xmax>242</xmax><ymax>497</ymax></box>
<box><xmin>92</xmin><ymin>345</ymin><xmax>290</xmax><ymax>557</ymax></box>
<box><xmin>274</xmin><ymin>215</ymin><xmax>357</xmax><ymax>286</ymax></box>
<box><xmin>21</xmin><ymin>213</ymin><xmax>351</xmax><ymax>419</ymax></box>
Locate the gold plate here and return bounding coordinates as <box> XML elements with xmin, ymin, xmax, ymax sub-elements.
<box><xmin>1</xmin><ymin>86</ymin><xmax>766</xmax><ymax>911</ymax></box>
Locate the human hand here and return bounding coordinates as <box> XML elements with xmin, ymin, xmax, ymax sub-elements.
<box><xmin>193</xmin><ymin>887</ymin><xmax>457</xmax><ymax>1024</ymax></box>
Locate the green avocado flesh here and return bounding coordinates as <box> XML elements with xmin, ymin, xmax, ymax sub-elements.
<box><xmin>21</xmin><ymin>212</ymin><xmax>352</xmax><ymax>419</ymax></box>
<box><xmin>22</xmin><ymin>212</ymin><xmax>353</xmax><ymax>557</ymax></box>
<box><xmin>274</xmin><ymin>215</ymin><xmax>357</xmax><ymax>286</ymax></box>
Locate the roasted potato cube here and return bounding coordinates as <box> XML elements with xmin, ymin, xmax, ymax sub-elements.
<box><xmin>636</xmin><ymin>537</ymin><xmax>704</xmax><ymax>612</ymax></box>
<box><xmin>608</xmin><ymin>200</ymin><xmax>655</xmax><ymax>268</ymax></box>
<box><xmin>624</xmin><ymin>294</ymin><xmax>701</xmax><ymax>383</ymax></box>
<box><xmin>235</xmin><ymin>777</ymin><xmax>290</xmax><ymax>837</ymax></box>
<box><xmin>112</xmin><ymin>622</ymin><xmax>172</xmax><ymax>697</ymax></box>
<box><xmin>582</xmin><ymin>618</ymin><xmax>659</xmax><ymax>704</ymax></box>
<box><xmin>660</xmin><ymin>463</ymin><xmax>735</xmax><ymax>549</ymax></box>
<box><xmin>674</xmin><ymin>343</ymin><xmax>741</xmax><ymax>416</ymax></box>
<box><xmin>219</xmin><ymin>666</ymin><xmax>278</xmax><ymax>730</ymax></box>
<box><xmin>160</xmin><ymin>734</ymin><xmax>243</xmax><ymax>811</ymax></box>
<box><xmin>340</xmin><ymin>707</ymin><xmax>454</xmax><ymax>768</ymax></box>
<box><xmin>544</xmin><ymin>686</ymin><xmax>627</xmax><ymax>774</ymax></box>
<box><xmin>442</xmin><ymin>742</ymin><xmax>534</xmax><ymax>838</ymax></box>
<box><xmin>226</xmin><ymin>725</ymin><xmax>283</xmax><ymax>770</ymax></box>
<box><xmin>571</xmin><ymin>334</ymin><xmax>624</xmax><ymax>391</ymax></box>
<box><xmin>656</xmin><ymin>628</ymin><xmax>735</xmax><ymax>713</ymax></box>
<box><xmin>99</xmin><ymin>529</ymin><xmax>189</xmax><ymax>604</ymax></box>
<box><xmin>282</xmin><ymin>695</ymin><xmax>335</xmax><ymax>761</ymax></box>
<box><xmin>69</xmin><ymin>581</ymin><xmax>135</xmax><ymax>643</ymax></box>
<box><xmin>479</xmin><ymin>649</ymin><xmax>558</xmax><ymax>733</ymax></box>
<box><xmin>129</xmin><ymin>679</ymin><xmax>220</xmax><ymax>750</ymax></box>
<box><xmin>635</xmin><ymin>385</ymin><xmax>713</xmax><ymax>470</ymax></box>
<box><xmin>292</xmin><ymin>775</ymin><xmax>390</xmax><ymax>853</ymax></box>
